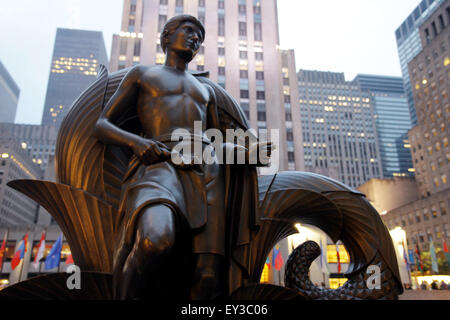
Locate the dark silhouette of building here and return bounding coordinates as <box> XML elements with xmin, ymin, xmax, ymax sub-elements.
<box><xmin>41</xmin><ymin>28</ymin><xmax>108</xmax><ymax>127</ymax></box>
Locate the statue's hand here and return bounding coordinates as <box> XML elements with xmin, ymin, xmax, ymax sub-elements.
<box><xmin>131</xmin><ymin>137</ymin><xmax>171</xmax><ymax>165</ymax></box>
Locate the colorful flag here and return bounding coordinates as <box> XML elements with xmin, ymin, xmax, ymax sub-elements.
<box><xmin>65</xmin><ymin>253</ymin><xmax>74</xmax><ymax>265</ymax></box>
<box><xmin>414</xmin><ymin>243</ymin><xmax>424</xmax><ymax>273</ymax></box>
<box><xmin>429</xmin><ymin>240</ymin><xmax>439</xmax><ymax>274</ymax></box>
<box><xmin>0</xmin><ymin>232</ymin><xmax>7</xmax><ymax>270</ymax></box>
<box><xmin>45</xmin><ymin>234</ymin><xmax>63</xmax><ymax>270</ymax></box>
<box><xmin>11</xmin><ymin>233</ymin><xmax>28</xmax><ymax>270</ymax></box>
<box><xmin>401</xmin><ymin>241</ymin><xmax>410</xmax><ymax>271</ymax></box>
<box><xmin>336</xmin><ymin>243</ymin><xmax>341</xmax><ymax>273</ymax></box>
<box><xmin>272</xmin><ymin>245</ymin><xmax>284</xmax><ymax>271</ymax></box>
<box><xmin>319</xmin><ymin>238</ymin><xmax>329</xmax><ymax>274</ymax></box>
<box><xmin>32</xmin><ymin>231</ymin><xmax>46</xmax><ymax>269</ymax></box>
<box><xmin>443</xmin><ymin>239</ymin><xmax>450</xmax><ymax>267</ymax></box>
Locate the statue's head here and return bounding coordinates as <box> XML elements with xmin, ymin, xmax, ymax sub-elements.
<box><xmin>161</xmin><ymin>14</ymin><xmax>205</xmax><ymax>62</ymax></box>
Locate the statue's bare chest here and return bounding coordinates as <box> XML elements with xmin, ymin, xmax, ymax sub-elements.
<box><xmin>140</xmin><ymin>69</ymin><xmax>210</xmax><ymax>105</ymax></box>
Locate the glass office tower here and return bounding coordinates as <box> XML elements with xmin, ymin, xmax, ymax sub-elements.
<box><xmin>354</xmin><ymin>74</ymin><xmax>414</xmax><ymax>178</ymax></box>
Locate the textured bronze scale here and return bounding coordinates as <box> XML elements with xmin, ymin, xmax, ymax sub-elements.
<box><xmin>1</xmin><ymin>15</ymin><xmax>403</xmax><ymax>300</ymax></box>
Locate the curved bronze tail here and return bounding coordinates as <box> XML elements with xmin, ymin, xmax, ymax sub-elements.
<box><xmin>285</xmin><ymin>241</ymin><xmax>401</xmax><ymax>300</ymax></box>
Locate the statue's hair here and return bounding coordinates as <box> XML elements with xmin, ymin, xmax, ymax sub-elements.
<box><xmin>161</xmin><ymin>15</ymin><xmax>205</xmax><ymax>53</ymax></box>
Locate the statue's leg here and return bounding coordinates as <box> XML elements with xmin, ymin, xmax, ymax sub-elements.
<box><xmin>118</xmin><ymin>203</ymin><xmax>176</xmax><ymax>299</ymax></box>
<box><xmin>190</xmin><ymin>253</ymin><xmax>225</xmax><ymax>300</ymax></box>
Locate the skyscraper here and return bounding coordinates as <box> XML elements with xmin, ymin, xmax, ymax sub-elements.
<box><xmin>41</xmin><ymin>28</ymin><xmax>108</xmax><ymax>127</ymax></box>
<box><xmin>109</xmin><ymin>0</ymin><xmax>287</xmax><ymax>167</ymax></box>
<box><xmin>408</xmin><ymin>0</ymin><xmax>449</xmax><ymax>198</ymax></box>
<box><xmin>381</xmin><ymin>0</ymin><xmax>449</xmax><ymax>251</ymax></box>
<box><xmin>297</xmin><ymin>70</ymin><xmax>383</xmax><ymax>188</ymax></box>
<box><xmin>0</xmin><ymin>61</ymin><xmax>20</xmax><ymax>123</ymax></box>
<box><xmin>395</xmin><ymin>0</ymin><xmax>445</xmax><ymax>126</ymax></box>
<box><xmin>0</xmin><ymin>131</ymin><xmax>42</xmax><ymax>226</ymax></box>
<box><xmin>354</xmin><ymin>74</ymin><xmax>414</xmax><ymax>178</ymax></box>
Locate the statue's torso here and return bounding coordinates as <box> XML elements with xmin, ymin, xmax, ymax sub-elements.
<box><xmin>136</xmin><ymin>66</ymin><xmax>210</xmax><ymax>139</ymax></box>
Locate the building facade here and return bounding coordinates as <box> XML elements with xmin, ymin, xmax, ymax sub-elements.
<box><xmin>0</xmin><ymin>132</ymin><xmax>43</xmax><ymax>226</ymax></box>
<box><xmin>41</xmin><ymin>28</ymin><xmax>108</xmax><ymax>127</ymax></box>
<box><xmin>395</xmin><ymin>0</ymin><xmax>445</xmax><ymax>126</ymax></box>
<box><xmin>408</xmin><ymin>0</ymin><xmax>449</xmax><ymax>198</ymax></box>
<box><xmin>109</xmin><ymin>0</ymin><xmax>288</xmax><ymax>168</ymax></box>
<box><xmin>0</xmin><ymin>61</ymin><xmax>20</xmax><ymax>124</ymax></box>
<box><xmin>354</xmin><ymin>74</ymin><xmax>414</xmax><ymax>178</ymax></box>
<box><xmin>0</xmin><ymin>123</ymin><xmax>58</xmax><ymax>171</ymax></box>
<box><xmin>297</xmin><ymin>70</ymin><xmax>383</xmax><ymax>188</ymax></box>
<box><xmin>381</xmin><ymin>0</ymin><xmax>450</xmax><ymax>254</ymax></box>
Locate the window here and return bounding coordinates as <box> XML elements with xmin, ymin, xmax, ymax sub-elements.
<box><xmin>423</xmin><ymin>208</ymin><xmax>429</xmax><ymax>221</ymax></box>
<box><xmin>133</xmin><ymin>39</ymin><xmax>141</xmax><ymax>56</ymax></box>
<box><xmin>256</xmin><ymin>71</ymin><xmax>264</xmax><ymax>80</ymax></box>
<box><xmin>218</xmin><ymin>67</ymin><xmax>225</xmax><ymax>76</ymax></box>
<box><xmin>255</xmin><ymin>52</ymin><xmax>263</xmax><ymax>60</ymax></box>
<box><xmin>256</xmin><ymin>91</ymin><xmax>265</xmax><ymax>100</ymax></box>
<box><xmin>254</xmin><ymin>23</ymin><xmax>262</xmax><ymax>41</ymax></box>
<box><xmin>218</xmin><ymin>0</ymin><xmax>224</xmax><ymax>9</ymax></box>
<box><xmin>257</xmin><ymin>111</ymin><xmax>266</xmax><ymax>121</ymax></box>
<box><xmin>198</xmin><ymin>0</ymin><xmax>205</xmax><ymax>7</ymax></box>
<box><xmin>120</xmin><ymin>38</ymin><xmax>127</xmax><ymax>55</ymax></box>
<box><xmin>239</xmin><ymin>70</ymin><xmax>248</xmax><ymax>79</ymax></box>
<box><xmin>285</xmin><ymin>112</ymin><xmax>292</xmax><ymax>121</ymax></box>
<box><xmin>218</xmin><ymin>47</ymin><xmax>225</xmax><ymax>56</ymax></box>
<box><xmin>239</xmin><ymin>51</ymin><xmax>248</xmax><ymax>59</ymax></box>
<box><xmin>240</xmin><ymin>90</ymin><xmax>249</xmax><ymax>99</ymax></box>
<box><xmin>218</xmin><ymin>17</ymin><xmax>225</xmax><ymax>36</ymax></box>
<box><xmin>158</xmin><ymin>14</ymin><xmax>167</xmax><ymax>32</ymax></box>
<box><xmin>286</xmin><ymin>130</ymin><xmax>293</xmax><ymax>141</ymax></box>
<box><xmin>288</xmin><ymin>152</ymin><xmax>295</xmax><ymax>162</ymax></box>
<box><xmin>284</xmin><ymin>95</ymin><xmax>291</xmax><ymax>103</ymax></box>
<box><xmin>238</xmin><ymin>4</ymin><xmax>246</xmax><ymax>14</ymax></box>
<box><xmin>239</xmin><ymin>22</ymin><xmax>247</xmax><ymax>36</ymax></box>
<box><xmin>440</xmin><ymin>201</ymin><xmax>447</xmax><ymax>216</ymax></box>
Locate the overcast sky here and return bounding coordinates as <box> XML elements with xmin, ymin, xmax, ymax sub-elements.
<box><xmin>0</xmin><ymin>0</ymin><xmax>420</xmax><ymax>124</ymax></box>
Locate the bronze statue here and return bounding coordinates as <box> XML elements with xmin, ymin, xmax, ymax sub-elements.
<box><xmin>93</xmin><ymin>15</ymin><xmax>270</xmax><ymax>299</ymax></box>
<box><xmin>1</xmin><ymin>14</ymin><xmax>403</xmax><ymax>300</ymax></box>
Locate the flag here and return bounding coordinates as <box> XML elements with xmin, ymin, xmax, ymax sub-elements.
<box><xmin>265</xmin><ymin>256</ymin><xmax>271</xmax><ymax>269</ymax></box>
<box><xmin>319</xmin><ymin>238</ymin><xmax>329</xmax><ymax>274</ymax></box>
<box><xmin>32</xmin><ymin>231</ymin><xmax>46</xmax><ymax>269</ymax></box>
<box><xmin>429</xmin><ymin>240</ymin><xmax>439</xmax><ymax>274</ymax></box>
<box><xmin>408</xmin><ymin>249</ymin><xmax>415</xmax><ymax>265</ymax></box>
<box><xmin>0</xmin><ymin>232</ymin><xmax>7</xmax><ymax>270</ymax></box>
<box><xmin>11</xmin><ymin>233</ymin><xmax>28</xmax><ymax>270</ymax></box>
<box><xmin>401</xmin><ymin>241</ymin><xmax>410</xmax><ymax>271</ymax></box>
<box><xmin>336</xmin><ymin>243</ymin><xmax>341</xmax><ymax>273</ymax></box>
<box><xmin>414</xmin><ymin>243</ymin><xmax>424</xmax><ymax>273</ymax></box>
<box><xmin>65</xmin><ymin>253</ymin><xmax>74</xmax><ymax>265</ymax></box>
<box><xmin>443</xmin><ymin>239</ymin><xmax>450</xmax><ymax>267</ymax></box>
<box><xmin>45</xmin><ymin>234</ymin><xmax>63</xmax><ymax>270</ymax></box>
<box><xmin>272</xmin><ymin>245</ymin><xmax>284</xmax><ymax>271</ymax></box>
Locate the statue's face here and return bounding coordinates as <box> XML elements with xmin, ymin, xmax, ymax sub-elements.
<box><xmin>167</xmin><ymin>21</ymin><xmax>202</xmax><ymax>62</ymax></box>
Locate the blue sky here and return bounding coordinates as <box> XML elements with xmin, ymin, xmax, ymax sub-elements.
<box><xmin>0</xmin><ymin>0</ymin><xmax>420</xmax><ymax>124</ymax></box>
